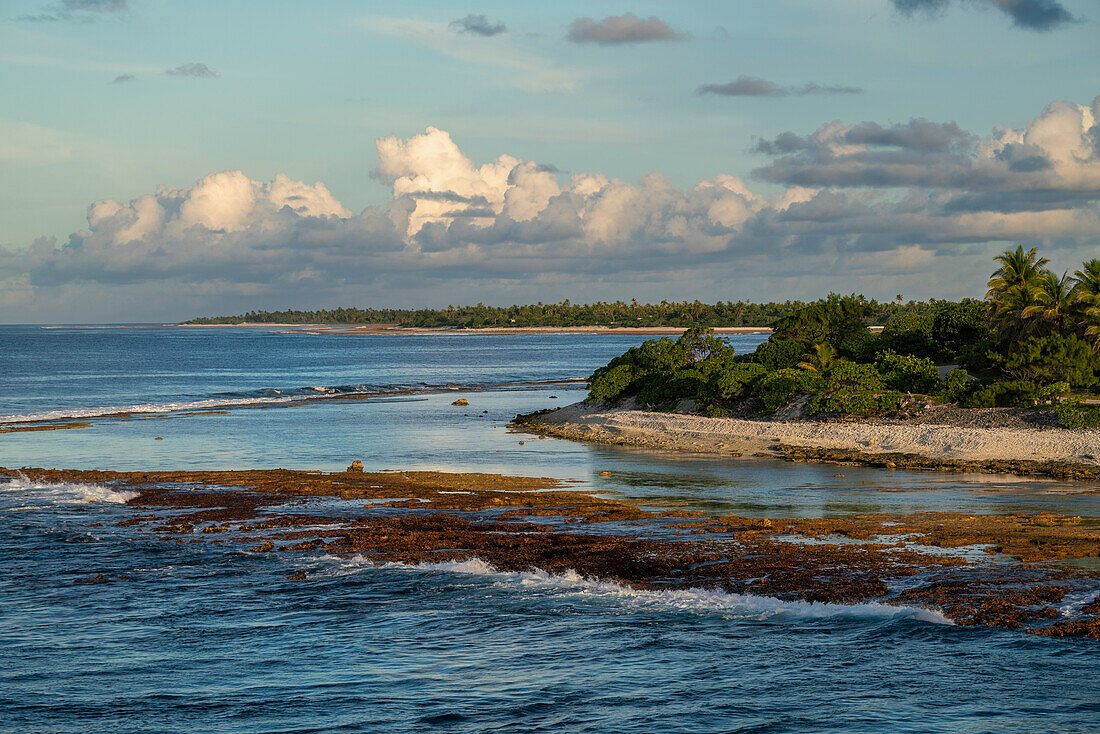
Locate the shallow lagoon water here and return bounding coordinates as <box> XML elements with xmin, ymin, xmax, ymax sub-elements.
<box><xmin>1</xmin><ymin>325</ymin><xmax>1098</xmax><ymax>732</ymax></box>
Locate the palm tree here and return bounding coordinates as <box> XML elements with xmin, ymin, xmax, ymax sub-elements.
<box><xmin>1072</xmin><ymin>259</ymin><xmax>1100</xmax><ymax>349</ymax></box>
<box><xmin>986</xmin><ymin>245</ymin><xmax>1049</xmax><ymax>342</ymax></box>
<box><xmin>798</xmin><ymin>343</ymin><xmax>841</xmax><ymax>372</ymax></box>
<box><xmin>1022</xmin><ymin>270</ymin><xmax>1074</xmax><ymax>336</ymax></box>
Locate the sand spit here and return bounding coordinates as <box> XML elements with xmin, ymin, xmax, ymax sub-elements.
<box><xmin>515</xmin><ymin>402</ymin><xmax>1100</xmax><ymax>479</ymax></box>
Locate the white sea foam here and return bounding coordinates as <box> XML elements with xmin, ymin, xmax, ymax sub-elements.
<box><xmin>0</xmin><ymin>475</ymin><xmax>138</xmax><ymax>508</ymax></box>
<box><xmin>0</xmin><ymin>394</ymin><xmax>341</xmax><ymax>424</ymax></box>
<box><xmin>319</xmin><ymin>555</ymin><xmax>953</xmax><ymax>625</ymax></box>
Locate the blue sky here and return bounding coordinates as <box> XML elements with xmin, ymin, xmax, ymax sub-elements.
<box><xmin>2</xmin><ymin>0</ymin><xmax>1098</xmax><ymax>321</ymax></box>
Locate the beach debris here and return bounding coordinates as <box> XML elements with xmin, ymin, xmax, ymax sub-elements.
<box><xmin>452</xmin><ymin>399</ymin><xmax>469</xmax><ymax>406</ymax></box>
<box><xmin>347</xmin><ymin>460</ymin><xmax>364</xmax><ymax>473</ymax></box>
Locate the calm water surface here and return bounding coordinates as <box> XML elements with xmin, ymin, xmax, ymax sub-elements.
<box><xmin>0</xmin><ymin>325</ymin><xmax>1097</xmax><ymax>733</ymax></box>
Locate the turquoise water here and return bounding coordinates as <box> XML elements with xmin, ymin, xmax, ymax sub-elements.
<box><xmin>0</xmin><ymin>325</ymin><xmax>1097</xmax><ymax>732</ymax></box>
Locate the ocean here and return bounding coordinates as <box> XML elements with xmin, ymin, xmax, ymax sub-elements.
<box><xmin>0</xmin><ymin>325</ymin><xmax>1097</xmax><ymax>733</ymax></box>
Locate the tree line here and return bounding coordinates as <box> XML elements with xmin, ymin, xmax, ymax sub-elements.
<box><xmin>185</xmin><ymin>298</ymin><xmax>948</xmax><ymax>328</ymax></box>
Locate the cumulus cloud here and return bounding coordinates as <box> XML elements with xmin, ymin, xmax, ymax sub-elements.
<box><xmin>449</xmin><ymin>14</ymin><xmax>506</xmax><ymax>36</ymax></box>
<box><xmin>699</xmin><ymin>76</ymin><xmax>863</xmax><ymax>97</ymax></box>
<box><xmin>8</xmin><ymin>95</ymin><xmax>1100</xmax><ymax>320</ymax></box>
<box><xmin>753</xmin><ymin>99</ymin><xmax>1100</xmax><ymax>199</ymax></box>
<box><xmin>891</xmin><ymin>0</ymin><xmax>1077</xmax><ymax>31</ymax></box>
<box><xmin>165</xmin><ymin>63</ymin><xmax>218</xmax><ymax>78</ymax></box>
<box><xmin>567</xmin><ymin>14</ymin><xmax>686</xmax><ymax>44</ymax></box>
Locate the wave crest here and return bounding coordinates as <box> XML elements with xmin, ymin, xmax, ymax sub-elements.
<box><xmin>319</xmin><ymin>555</ymin><xmax>954</xmax><ymax>625</ymax></box>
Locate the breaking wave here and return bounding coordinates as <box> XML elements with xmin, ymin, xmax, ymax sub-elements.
<box><xmin>318</xmin><ymin>555</ymin><xmax>954</xmax><ymax>625</ymax></box>
<box><xmin>0</xmin><ymin>475</ymin><xmax>138</xmax><ymax>510</ymax></box>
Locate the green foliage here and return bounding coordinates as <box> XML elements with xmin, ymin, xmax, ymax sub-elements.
<box><xmin>883</xmin><ymin>311</ymin><xmax>934</xmax><ymax>338</ymax></box>
<box><xmin>931</xmin><ymin>301</ymin><xmax>990</xmax><ymax>352</ymax></box>
<box><xmin>710</xmin><ymin>363</ymin><xmax>767</xmax><ymax>401</ymax></box>
<box><xmin>821</xmin><ymin>362</ymin><xmax>884</xmax><ymax>393</ymax></box>
<box><xmin>586</xmin><ymin>328</ymin><xmax>735</xmax><ymax>405</ymax></box>
<box><xmin>872</xmin><ymin>330</ymin><xmax>939</xmax><ymax>360</ymax></box>
<box><xmin>874</xmin><ymin>351</ymin><xmax>940</xmax><ymax>394</ymax></box>
<box><xmin>992</xmin><ymin>334</ymin><xmax>1099</xmax><ymax>388</ymax></box>
<box><xmin>753</xmin><ymin>339</ymin><xmax>810</xmax><ymax>371</ymax></box>
<box><xmin>960</xmin><ymin>380</ymin><xmax>1041</xmax><ymax>408</ymax></box>
<box><xmin>752</xmin><ymin>369</ymin><xmax>823</xmax><ymax>412</ymax></box>
<box><xmin>588</xmin><ymin>364</ymin><xmax>638</xmax><ymax>403</ymax></box>
<box><xmin>1057</xmin><ymin>400</ymin><xmax>1100</xmax><ymax>429</ymax></box>
<box><xmin>636</xmin><ymin>369</ymin><xmax>708</xmax><ymax>406</ymax></box>
<box><xmin>769</xmin><ymin>294</ymin><xmax>874</xmax><ymax>359</ymax></box>
<box><xmin>187</xmin><ymin>297</ymin><xmax>951</xmax><ymax>329</ymax></box>
<box><xmin>810</xmin><ymin>389</ymin><xmax>902</xmax><ymax>416</ymax></box>
<box><xmin>939</xmin><ymin>368</ymin><xmax>971</xmax><ymax>403</ymax></box>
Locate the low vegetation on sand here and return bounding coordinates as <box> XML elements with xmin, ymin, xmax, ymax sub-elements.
<box><xmin>587</xmin><ymin>248</ymin><xmax>1100</xmax><ymax>429</ymax></box>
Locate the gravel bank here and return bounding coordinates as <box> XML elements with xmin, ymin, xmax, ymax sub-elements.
<box><xmin>516</xmin><ymin>402</ymin><xmax>1100</xmax><ymax>477</ymax></box>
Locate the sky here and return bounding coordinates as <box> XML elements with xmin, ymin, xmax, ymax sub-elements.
<box><xmin>1</xmin><ymin>0</ymin><xmax>1098</xmax><ymax>323</ymax></box>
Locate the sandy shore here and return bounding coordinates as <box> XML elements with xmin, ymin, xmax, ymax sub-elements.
<box><xmin>517</xmin><ymin>402</ymin><xmax>1100</xmax><ymax>476</ymax></box>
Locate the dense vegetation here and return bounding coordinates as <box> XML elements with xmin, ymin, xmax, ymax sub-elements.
<box><xmin>587</xmin><ymin>248</ymin><xmax>1100</xmax><ymax>429</ymax></box>
<box><xmin>186</xmin><ymin>298</ymin><xmax>947</xmax><ymax>328</ymax></box>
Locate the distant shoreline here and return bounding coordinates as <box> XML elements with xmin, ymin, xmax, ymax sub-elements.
<box><xmin>49</xmin><ymin>323</ymin><xmax>777</xmax><ymax>335</ymax></box>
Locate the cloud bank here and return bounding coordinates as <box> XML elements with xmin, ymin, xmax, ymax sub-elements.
<box><xmin>4</xmin><ymin>95</ymin><xmax>1100</xmax><ymax>320</ymax></box>
<box><xmin>699</xmin><ymin>76</ymin><xmax>863</xmax><ymax>97</ymax></box>
<box><xmin>891</xmin><ymin>0</ymin><xmax>1077</xmax><ymax>31</ymax></box>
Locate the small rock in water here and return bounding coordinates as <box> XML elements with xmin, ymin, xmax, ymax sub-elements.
<box><xmin>251</xmin><ymin>541</ymin><xmax>275</xmax><ymax>552</ymax></box>
<box><xmin>452</xmin><ymin>399</ymin><xmax>469</xmax><ymax>406</ymax></box>
<box><xmin>76</xmin><ymin>573</ymin><xmax>107</xmax><ymax>584</ymax></box>
<box><xmin>154</xmin><ymin>437</ymin><xmax>163</xmax><ymax>441</ymax></box>
<box><xmin>599</xmin><ymin>471</ymin><xmax>612</xmax><ymax>477</ymax></box>
<box><xmin>832</xmin><ymin>474</ymin><xmax>846</xmax><ymax>478</ymax></box>
<box><xmin>287</xmin><ymin>572</ymin><xmax>307</xmax><ymax>581</ymax></box>
<box><xmin>518</xmin><ymin>441</ymin><xmax>524</xmax><ymax>445</ymax></box>
<box><xmin>549</xmin><ymin>395</ymin><xmax>558</xmax><ymax>399</ymax></box>
<box><xmin>347</xmin><ymin>460</ymin><xmax>364</xmax><ymax>472</ymax></box>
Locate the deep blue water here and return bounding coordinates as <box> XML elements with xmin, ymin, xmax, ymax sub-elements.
<box><xmin>0</xmin><ymin>325</ymin><xmax>1097</xmax><ymax>733</ymax></box>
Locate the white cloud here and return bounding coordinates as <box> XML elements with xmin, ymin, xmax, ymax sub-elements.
<box><xmin>6</xmin><ymin>95</ymin><xmax>1100</xmax><ymax>321</ymax></box>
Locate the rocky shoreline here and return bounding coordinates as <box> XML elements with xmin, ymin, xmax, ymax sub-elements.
<box><xmin>6</xmin><ymin>466</ymin><xmax>1098</xmax><ymax>638</ymax></box>
<box><xmin>513</xmin><ymin>402</ymin><xmax>1100</xmax><ymax>480</ymax></box>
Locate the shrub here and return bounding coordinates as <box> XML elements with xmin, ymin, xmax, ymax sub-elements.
<box><xmin>810</xmin><ymin>389</ymin><xmax>902</xmax><ymax>416</ymax></box>
<box><xmin>872</xmin><ymin>330</ymin><xmax>940</xmax><ymax>360</ymax></box>
<box><xmin>770</xmin><ymin>294</ymin><xmax>873</xmax><ymax>348</ymax></box>
<box><xmin>959</xmin><ymin>380</ymin><xmax>1041</xmax><ymax>408</ymax></box>
<box><xmin>710</xmin><ymin>362</ymin><xmax>767</xmax><ymax>401</ymax></box>
<box><xmin>1057</xmin><ymin>400</ymin><xmax>1100</xmax><ymax>429</ymax></box>
<box><xmin>993</xmin><ymin>334</ymin><xmax>1100</xmax><ymax>388</ymax></box>
<box><xmin>752</xmin><ymin>369</ymin><xmax>824</xmax><ymax>412</ymax></box>
<box><xmin>932</xmin><ymin>301</ymin><xmax>990</xmax><ymax>352</ymax></box>
<box><xmin>822</xmin><ymin>362</ymin><xmax>885</xmax><ymax>393</ymax></box>
<box><xmin>588</xmin><ymin>364</ymin><xmax>638</xmax><ymax>402</ymax></box>
<box><xmin>883</xmin><ymin>311</ymin><xmax>934</xmax><ymax>338</ymax></box>
<box><xmin>636</xmin><ymin>368</ymin><xmax>707</xmax><ymax>406</ymax></box>
<box><xmin>753</xmin><ymin>339</ymin><xmax>810</xmax><ymax>371</ymax></box>
<box><xmin>938</xmin><ymin>368</ymin><xmax>971</xmax><ymax>403</ymax></box>
<box><xmin>874</xmin><ymin>350</ymin><xmax>940</xmax><ymax>394</ymax></box>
